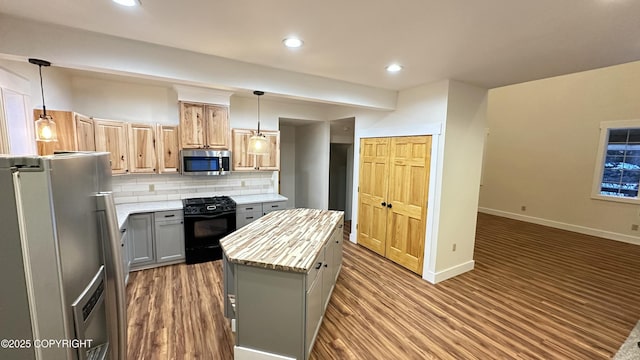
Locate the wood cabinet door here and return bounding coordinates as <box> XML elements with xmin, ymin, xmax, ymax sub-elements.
<box><xmin>384</xmin><ymin>136</ymin><xmax>431</xmax><ymax>275</ymax></box>
<box><xmin>356</xmin><ymin>137</ymin><xmax>390</xmax><ymax>256</ymax></box>
<box><xmin>157</xmin><ymin>125</ymin><xmax>180</xmax><ymax>173</ymax></box>
<box><xmin>180</xmin><ymin>102</ymin><xmax>205</xmax><ymax>148</ymax></box>
<box><xmin>205</xmin><ymin>105</ymin><xmax>230</xmax><ymax>149</ymax></box>
<box><xmin>94</xmin><ymin>119</ymin><xmax>129</xmax><ymax>174</ymax></box>
<box><xmin>256</xmin><ymin>130</ymin><xmax>280</xmax><ymax>170</ymax></box>
<box><xmin>74</xmin><ymin>113</ymin><xmax>95</xmax><ymax>151</ymax></box>
<box><xmin>34</xmin><ymin>109</ymin><xmax>77</xmax><ymax>155</ymax></box>
<box><xmin>232</xmin><ymin>129</ymin><xmax>257</xmax><ymax>171</ymax></box>
<box><xmin>128</xmin><ymin>123</ymin><xmax>157</xmax><ymax>174</ymax></box>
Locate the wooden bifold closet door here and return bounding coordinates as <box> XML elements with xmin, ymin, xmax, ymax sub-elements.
<box><xmin>357</xmin><ymin>135</ymin><xmax>432</xmax><ymax>275</ymax></box>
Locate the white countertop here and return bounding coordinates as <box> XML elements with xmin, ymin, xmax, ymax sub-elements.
<box><xmin>116</xmin><ymin>200</ymin><xmax>183</xmax><ymax>229</ymax></box>
<box><xmin>231</xmin><ymin>193</ymin><xmax>288</xmax><ymax>205</ymax></box>
<box><xmin>114</xmin><ymin>194</ymin><xmax>288</xmax><ymax>228</ymax></box>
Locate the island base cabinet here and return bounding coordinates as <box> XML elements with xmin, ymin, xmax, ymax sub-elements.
<box><xmin>235</xmin><ymin>265</ymin><xmax>305</xmax><ymax>359</ymax></box>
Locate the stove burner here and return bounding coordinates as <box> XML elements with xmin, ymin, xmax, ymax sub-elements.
<box><xmin>183</xmin><ymin>196</ymin><xmax>236</xmax><ymax>215</ymax></box>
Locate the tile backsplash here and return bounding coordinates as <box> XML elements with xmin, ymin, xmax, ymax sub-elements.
<box><xmin>111</xmin><ymin>172</ymin><xmax>277</xmax><ymax>204</ymax></box>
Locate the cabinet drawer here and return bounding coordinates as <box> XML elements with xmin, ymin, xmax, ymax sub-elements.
<box><xmin>262</xmin><ymin>201</ymin><xmax>287</xmax><ymax>214</ymax></box>
<box><xmin>236</xmin><ymin>203</ymin><xmax>262</xmax><ymax>214</ymax></box>
<box><xmin>306</xmin><ymin>250</ymin><xmax>325</xmax><ymax>292</ymax></box>
<box><xmin>154</xmin><ymin>210</ymin><xmax>183</xmax><ymax>222</ymax></box>
<box><xmin>236</xmin><ymin>210</ymin><xmax>262</xmax><ymax>229</ymax></box>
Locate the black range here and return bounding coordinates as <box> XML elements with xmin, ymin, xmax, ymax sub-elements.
<box><xmin>183</xmin><ymin>196</ymin><xmax>236</xmax><ymax>264</ymax></box>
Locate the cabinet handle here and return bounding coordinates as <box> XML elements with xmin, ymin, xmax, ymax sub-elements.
<box><xmin>324</xmin><ymin>263</ymin><xmax>328</xmax><ymax>268</ymax></box>
<box><xmin>315</xmin><ymin>262</ymin><xmax>323</xmax><ymax>270</ymax></box>
<box><xmin>121</xmin><ymin>243</ymin><xmax>124</xmax><ymax>247</ymax></box>
<box><xmin>387</xmin><ymin>203</ymin><xmax>392</xmax><ymax>209</ymax></box>
<box><xmin>339</xmin><ymin>224</ymin><xmax>343</xmax><ymax>228</ymax></box>
<box><xmin>121</xmin><ymin>155</ymin><xmax>125</xmax><ymax>161</ymax></box>
<box><xmin>271</xmin><ymin>205</ymin><xmax>278</xmax><ymax>208</ymax></box>
<box><xmin>246</xmin><ymin>216</ymin><xmax>254</xmax><ymax>220</ymax></box>
<box><xmin>381</xmin><ymin>202</ymin><xmax>386</xmax><ymax>207</ymax></box>
<box><xmin>120</xmin><ymin>229</ymin><xmax>126</xmax><ymax>234</ymax></box>
<box><xmin>336</xmin><ymin>240</ymin><xmax>339</xmax><ymax>244</ymax></box>
<box><xmin>164</xmin><ymin>214</ymin><xmax>176</xmax><ymax>218</ymax></box>
<box><xmin>246</xmin><ymin>207</ymin><xmax>253</xmax><ymax>210</ymax></box>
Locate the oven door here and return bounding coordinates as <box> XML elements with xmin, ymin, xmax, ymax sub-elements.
<box><xmin>184</xmin><ymin>212</ymin><xmax>236</xmax><ymax>263</ymax></box>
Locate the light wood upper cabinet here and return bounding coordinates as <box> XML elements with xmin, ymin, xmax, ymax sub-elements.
<box><xmin>180</xmin><ymin>102</ymin><xmax>205</xmax><ymax>148</ymax></box>
<box><xmin>232</xmin><ymin>128</ymin><xmax>280</xmax><ymax>171</ymax></box>
<box><xmin>128</xmin><ymin>123</ymin><xmax>157</xmax><ymax>174</ymax></box>
<box><xmin>205</xmin><ymin>105</ymin><xmax>230</xmax><ymax>149</ymax></box>
<box><xmin>94</xmin><ymin>119</ymin><xmax>129</xmax><ymax>174</ymax></box>
<box><xmin>180</xmin><ymin>101</ymin><xmax>229</xmax><ymax>149</ymax></box>
<box><xmin>232</xmin><ymin>129</ymin><xmax>256</xmax><ymax>171</ymax></box>
<box><xmin>256</xmin><ymin>130</ymin><xmax>280</xmax><ymax>171</ymax></box>
<box><xmin>34</xmin><ymin>110</ymin><xmax>77</xmax><ymax>155</ymax></box>
<box><xmin>157</xmin><ymin>125</ymin><xmax>180</xmax><ymax>173</ymax></box>
<box><xmin>75</xmin><ymin>114</ymin><xmax>95</xmax><ymax>151</ymax></box>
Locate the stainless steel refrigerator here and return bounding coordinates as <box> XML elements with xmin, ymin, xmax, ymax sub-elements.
<box><xmin>0</xmin><ymin>152</ymin><xmax>127</xmax><ymax>360</ymax></box>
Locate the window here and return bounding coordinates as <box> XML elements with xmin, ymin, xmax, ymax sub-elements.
<box><xmin>592</xmin><ymin>120</ymin><xmax>640</xmax><ymax>203</ymax></box>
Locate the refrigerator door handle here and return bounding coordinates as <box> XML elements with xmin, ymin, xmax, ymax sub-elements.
<box><xmin>96</xmin><ymin>192</ymin><xmax>127</xmax><ymax>360</ymax></box>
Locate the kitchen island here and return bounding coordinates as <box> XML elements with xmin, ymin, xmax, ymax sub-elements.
<box><xmin>220</xmin><ymin>208</ymin><xmax>344</xmax><ymax>360</ymax></box>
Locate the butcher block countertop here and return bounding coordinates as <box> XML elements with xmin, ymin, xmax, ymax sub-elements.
<box><xmin>220</xmin><ymin>208</ymin><xmax>344</xmax><ymax>273</ymax></box>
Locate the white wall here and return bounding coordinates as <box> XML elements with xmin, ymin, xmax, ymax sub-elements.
<box><xmin>295</xmin><ymin>121</ymin><xmax>331</xmax><ymax>209</ymax></box>
<box><xmin>0</xmin><ymin>58</ymin><xmax>73</xmax><ymax>112</ymax></box>
<box><xmin>345</xmin><ymin>144</ymin><xmax>354</xmax><ymax>220</ymax></box>
<box><xmin>71</xmin><ymin>76</ymin><xmax>178</xmax><ymax>124</ymax></box>
<box><xmin>435</xmin><ymin>81</ymin><xmax>487</xmax><ymax>272</ymax></box>
<box><xmin>279</xmin><ymin>125</ymin><xmax>296</xmax><ymax>209</ymax></box>
<box><xmin>230</xmin><ymin>96</ymin><xmax>328</xmax><ymax>130</ymax></box>
<box><xmin>326</xmin><ymin>79</ymin><xmax>488</xmax><ymax>283</ymax></box>
<box><xmin>0</xmin><ymin>14</ymin><xmax>396</xmax><ymax>110</ymax></box>
<box><xmin>479</xmin><ymin>61</ymin><xmax>640</xmax><ymax>245</ymax></box>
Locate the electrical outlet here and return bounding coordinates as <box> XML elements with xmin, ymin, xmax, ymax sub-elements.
<box><xmin>632</xmin><ymin>224</ymin><xmax>639</xmax><ymax>231</ymax></box>
<box><xmin>241</xmin><ymin>180</ymin><xmax>245</xmax><ymax>187</ymax></box>
<box><xmin>148</xmin><ymin>184</ymin><xmax>155</xmax><ymax>192</ymax></box>
<box><xmin>452</xmin><ymin>243</ymin><xmax>457</xmax><ymax>251</ymax></box>
<box><xmin>521</xmin><ymin>205</ymin><xmax>527</xmax><ymax>211</ymax></box>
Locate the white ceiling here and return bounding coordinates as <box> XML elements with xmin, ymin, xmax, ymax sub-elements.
<box><xmin>1</xmin><ymin>0</ymin><xmax>639</xmax><ymax>91</ymax></box>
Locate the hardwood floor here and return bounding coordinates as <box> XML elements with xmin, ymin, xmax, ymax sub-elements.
<box><xmin>127</xmin><ymin>214</ymin><xmax>640</xmax><ymax>359</ymax></box>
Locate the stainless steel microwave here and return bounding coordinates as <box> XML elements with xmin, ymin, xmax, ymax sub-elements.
<box><xmin>180</xmin><ymin>149</ymin><xmax>231</xmax><ymax>175</ymax></box>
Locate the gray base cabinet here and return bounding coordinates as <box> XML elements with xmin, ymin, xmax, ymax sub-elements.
<box><xmin>224</xmin><ymin>219</ymin><xmax>343</xmax><ymax>360</ymax></box>
<box><xmin>236</xmin><ymin>200</ymin><xmax>288</xmax><ymax>229</ymax></box>
<box><xmin>128</xmin><ymin>213</ymin><xmax>155</xmax><ymax>268</ymax></box>
<box><xmin>119</xmin><ymin>219</ymin><xmax>131</xmax><ymax>285</ymax></box>
<box><xmin>154</xmin><ymin>210</ymin><xmax>185</xmax><ymax>263</ymax></box>
<box><xmin>129</xmin><ymin>210</ymin><xmax>185</xmax><ymax>271</ymax></box>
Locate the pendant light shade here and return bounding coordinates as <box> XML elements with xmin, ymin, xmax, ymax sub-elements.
<box><xmin>29</xmin><ymin>58</ymin><xmax>58</xmax><ymax>142</ymax></box>
<box><xmin>248</xmin><ymin>90</ymin><xmax>269</xmax><ymax>155</ymax></box>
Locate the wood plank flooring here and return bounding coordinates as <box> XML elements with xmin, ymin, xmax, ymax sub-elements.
<box><xmin>127</xmin><ymin>214</ymin><xmax>640</xmax><ymax>359</ymax></box>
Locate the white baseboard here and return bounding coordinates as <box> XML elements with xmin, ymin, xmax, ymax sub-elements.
<box><xmin>349</xmin><ymin>232</ymin><xmax>357</xmax><ymax>243</ymax></box>
<box><xmin>234</xmin><ymin>346</ymin><xmax>295</xmax><ymax>360</ymax></box>
<box><xmin>423</xmin><ymin>260</ymin><xmax>475</xmax><ymax>284</ymax></box>
<box><xmin>478</xmin><ymin>207</ymin><xmax>640</xmax><ymax>246</ymax></box>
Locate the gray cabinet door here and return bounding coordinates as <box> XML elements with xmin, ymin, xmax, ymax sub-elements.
<box><xmin>321</xmin><ymin>242</ymin><xmax>334</xmax><ymax>311</ymax></box>
<box><xmin>305</xmin><ymin>269</ymin><xmax>323</xmax><ymax>357</ymax></box>
<box><xmin>128</xmin><ymin>213</ymin><xmax>155</xmax><ymax>267</ymax></box>
<box><xmin>262</xmin><ymin>201</ymin><xmax>287</xmax><ymax>215</ymax></box>
<box><xmin>120</xmin><ymin>226</ymin><xmax>130</xmax><ymax>285</ymax></box>
<box><xmin>333</xmin><ymin>223</ymin><xmax>343</xmax><ymax>281</ymax></box>
<box><xmin>155</xmin><ymin>218</ymin><xmax>185</xmax><ymax>263</ymax></box>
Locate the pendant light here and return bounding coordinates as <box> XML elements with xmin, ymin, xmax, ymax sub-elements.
<box><xmin>248</xmin><ymin>90</ymin><xmax>268</xmax><ymax>155</ymax></box>
<box><xmin>30</xmin><ymin>58</ymin><xmax>58</xmax><ymax>142</ymax></box>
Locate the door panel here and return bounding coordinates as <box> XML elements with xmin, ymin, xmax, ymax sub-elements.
<box><xmin>357</xmin><ymin>138</ymin><xmax>389</xmax><ymax>255</ymax></box>
<box><xmin>385</xmin><ymin>136</ymin><xmax>431</xmax><ymax>274</ymax></box>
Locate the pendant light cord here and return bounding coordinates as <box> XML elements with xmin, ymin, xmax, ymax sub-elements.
<box><xmin>38</xmin><ymin>64</ymin><xmax>47</xmax><ymax>117</ymax></box>
<box><xmin>256</xmin><ymin>94</ymin><xmax>261</xmax><ymax>134</ymax></box>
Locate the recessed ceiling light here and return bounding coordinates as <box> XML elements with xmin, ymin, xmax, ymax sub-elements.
<box><xmin>113</xmin><ymin>0</ymin><xmax>140</xmax><ymax>7</ymax></box>
<box><xmin>283</xmin><ymin>37</ymin><xmax>304</xmax><ymax>48</ymax></box>
<box><xmin>386</xmin><ymin>64</ymin><xmax>403</xmax><ymax>73</ymax></box>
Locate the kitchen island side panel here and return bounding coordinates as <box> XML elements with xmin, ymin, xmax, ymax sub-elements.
<box><xmin>235</xmin><ymin>264</ymin><xmax>305</xmax><ymax>359</ymax></box>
